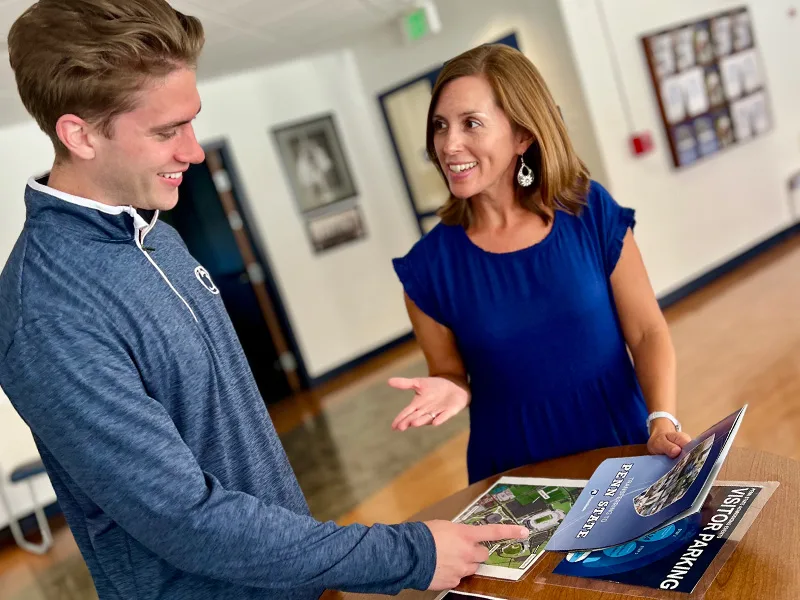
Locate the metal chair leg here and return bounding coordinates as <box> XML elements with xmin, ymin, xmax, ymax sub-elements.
<box><xmin>0</xmin><ymin>470</ymin><xmax>53</xmax><ymax>555</ymax></box>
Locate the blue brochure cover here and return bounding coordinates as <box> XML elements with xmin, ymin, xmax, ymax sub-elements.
<box><xmin>553</xmin><ymin>484</ymin><xmax>764</xmax><ymax>593</ymax></box>
<box><xmin>545</xmin><ymin>406</ymin><xmax>746</xmax><ymax>552</ymax></box>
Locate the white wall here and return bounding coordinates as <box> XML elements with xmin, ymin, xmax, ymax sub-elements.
<box><xmin>349</xmin><ymin>0</ymin><xmax>610</xmax><ymax>191</ymax></box>
<box><xmin>558</xmin><ymin>0</ymin><xmax>800</xmax><ymax>295</ymax></box>
<box><xmin>192</xmin><ymin>51</ymin><xmax>421</xmax><ymax>377</ymax></box>
<box><xmin>0</xmin><ymin>121</ymin><xmax>53</xmax><ymax>271</ymax></box>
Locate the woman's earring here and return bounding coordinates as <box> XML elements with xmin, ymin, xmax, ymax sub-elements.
<box><xmin>517</xmin><ymin>155</ymin><xmax>534</xmax><ymax>187</ymax></box>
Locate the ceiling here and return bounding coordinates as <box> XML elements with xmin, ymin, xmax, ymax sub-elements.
<box><xmin>0</xmin><ymin>0</ymin><xmax>412</xmax><ymax>128</ymax></box>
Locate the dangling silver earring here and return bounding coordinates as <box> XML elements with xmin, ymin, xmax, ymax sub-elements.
<box><xmin>517</xmin><ymin>155</ymin><xmax>534</xmax><ymax>187</ymax></box>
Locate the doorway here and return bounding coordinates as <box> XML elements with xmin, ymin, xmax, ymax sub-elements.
<box><xmin>161</xmin><ymin>141</ymin><xmax>308</xmax><ymax>404</ymax></box>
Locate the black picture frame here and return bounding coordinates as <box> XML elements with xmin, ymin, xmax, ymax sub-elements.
<box><xmin>272</xmin><ymin>113</ymin><xmax>358</xmax><ymax>214</ymax></box>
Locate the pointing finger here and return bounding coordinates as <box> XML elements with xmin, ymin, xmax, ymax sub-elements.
<box><xmin>468</xmin><ymin>524</ymin><xmax>529</xmax><ymax>543</ymax></box>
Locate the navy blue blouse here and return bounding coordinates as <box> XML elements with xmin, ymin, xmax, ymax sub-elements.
<box><xmin>393</xmin><ymin>181</ymin><xmax>649</xmax><ymax>483</ymax></box>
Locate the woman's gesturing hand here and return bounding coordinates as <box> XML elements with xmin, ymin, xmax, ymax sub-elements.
<box><xmin>389</xmin><ymin>376</ymin><xmax>470</xmax><ymax>430</ymax></box>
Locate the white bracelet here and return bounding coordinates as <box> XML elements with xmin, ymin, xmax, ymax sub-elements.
<box><xmin>647</xmin><ymin>411</ymin><xmax>681</xmax><ymax>435</ymax></box>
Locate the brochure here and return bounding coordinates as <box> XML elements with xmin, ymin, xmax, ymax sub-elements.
<box><xmin>551</xmin><ymin>483</ymin><xmax>769</xmax><ymax>593</ymax></box>
<box><xmin>546</xmin><ymin>405</ymin><xmax>746</xmax><ymax>552</ymax></box>
<box><xmin>451</xmin><ymin>476</ymin><xmax>586</xmax><ymax>580</ymax></box>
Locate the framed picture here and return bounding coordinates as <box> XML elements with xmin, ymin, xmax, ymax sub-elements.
<box><xmin>273</xmin><ymin>114</ymin><xmax>357</xmax><ymax>213</ymax></box>
<box><xmin>306</xmin><ymin>205</ymin><xmax>366</xmax><ymax>253</ymax></box>
<box><xmin>641</xmin><ymin>6</ymin><xmax>771</xmax><ymax>169</ymax></box>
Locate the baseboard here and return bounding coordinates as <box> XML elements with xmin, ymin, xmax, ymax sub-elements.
<box><xmin>657</xmin><ymin>222</ymin><xmax>799</xmax><ymax>309</ymax></box>
<box><xmin>0</xmin><ymin>501</ymin><xmax>61</xmax><ymax>548</ymax></box>
<box><xmin>309</xmin><ymin>332</ymin><xmax>416</xmax><ymax>388</ymax></box>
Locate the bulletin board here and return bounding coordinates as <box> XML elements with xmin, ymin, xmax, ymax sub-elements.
<box><xmin>641</xmin><ymin>7</ymin><xmax>771</xmax><ymax>169</ymax></box>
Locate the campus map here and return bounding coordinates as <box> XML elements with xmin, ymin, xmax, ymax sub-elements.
<box><xmin>453</xmin><ymin>477</ymin><xmax>585</xmax><ymax>580</ymax></box>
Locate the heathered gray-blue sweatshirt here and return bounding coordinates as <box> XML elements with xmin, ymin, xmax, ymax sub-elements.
<box><xmin>0</xmin><ymin>179</ymin><xmax>436</xmax><ymax>599</ymax></box>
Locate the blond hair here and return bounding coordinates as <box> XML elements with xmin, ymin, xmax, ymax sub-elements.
<box><xmin>427</xmin><ymin>44</ymin><xmax>590</xmax><ymax>227</ymax></box>
<box><xmin>8</xmin><ymin>0</ymin><xmax>204</xmax><ymax>158</ymax></box>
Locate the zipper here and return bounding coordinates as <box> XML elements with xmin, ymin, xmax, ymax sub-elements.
<box><xmin>131</xmin><ymin>211</ymin><xmax>199</xmax><ymax>323</ymax></box>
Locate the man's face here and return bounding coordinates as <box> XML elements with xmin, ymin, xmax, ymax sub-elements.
<box><xmin>89</xmin><ymin>68</ymin><xmax>205</xmax><ymax>212</ymax></box>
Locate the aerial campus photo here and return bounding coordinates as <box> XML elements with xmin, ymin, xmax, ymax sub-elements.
<box><xmin>455</xmin><ymin>481</ymin><xmax>584</xmax><ymax>571</ymax></box>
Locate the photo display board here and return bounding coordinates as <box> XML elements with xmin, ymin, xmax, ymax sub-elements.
<box><xmin>641</xmin><ymin>7</ymin><xmax>771</xmax><ymax>168</ymax></box>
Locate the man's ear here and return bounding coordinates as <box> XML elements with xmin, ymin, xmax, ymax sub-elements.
<box><xmin>54</xmin><ymin>114</ymin><xmax>97</xmax><ymax>160</ymax></box>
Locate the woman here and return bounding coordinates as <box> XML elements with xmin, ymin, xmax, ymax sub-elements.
<box><xmin>389</xmin><ymin>44</ymin><xmax>691</xmax><ymax>484</ymax></box>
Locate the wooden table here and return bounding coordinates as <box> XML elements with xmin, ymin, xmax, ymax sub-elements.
<box><xmin>328</xmin><ymin>445</ymin><xmax>799</xmax><ymax>599</ymax></box>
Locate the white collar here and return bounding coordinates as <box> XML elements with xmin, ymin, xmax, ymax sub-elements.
<box><xmin>27</xmin><ymin>176</ymin><xmax>156</xmax><ymax>231</ymax></box>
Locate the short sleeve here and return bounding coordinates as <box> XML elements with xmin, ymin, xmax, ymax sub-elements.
<box><xmin>587</xmin><ymin>181</ymin><xmax>636</xmax><ymax>277</ymax></box>
<box><xmin>392</xmin><ymin>243</ymin><xmax>446</xmax><ymax>326</ymax></box>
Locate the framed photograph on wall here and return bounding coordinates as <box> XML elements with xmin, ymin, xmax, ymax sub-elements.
<box><xmin>305</xmin><ymin>205</ymin><xmax>366</xmax><ymax>253</ymax></box>
<box><xmin>641</xmin><ymin>6</ymin><xmax>771</xmax><ymax>170</ymax></box>
<box><xmin>272</xmin><ymin>114</ymin><xmax>358</xmax><ymax>213</ymax></box>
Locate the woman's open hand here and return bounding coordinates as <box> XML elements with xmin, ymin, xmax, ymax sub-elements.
<box><xmin>389</xmin><ymin>376</ymin><xmax>470</xmax><ymax>430</ymax></box>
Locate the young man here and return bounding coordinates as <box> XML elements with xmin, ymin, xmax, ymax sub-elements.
<box><xmin>0</xmin><ymin>1</ymin><xmax>528</xmax><ymax>599</ymax></box>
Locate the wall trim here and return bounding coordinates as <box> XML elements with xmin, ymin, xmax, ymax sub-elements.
<box><xmin>309</xmin><ymin>332</ymin><xmax>416</xmax><ymax>388</ymax></box>
<box><xmin>658</xmin><ymin>222</ymin><xmax>799</xmax><ymax>309</ymax></box>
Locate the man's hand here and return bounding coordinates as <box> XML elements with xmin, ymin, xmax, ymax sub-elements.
<box><xmin>647</xmin><ymin>418</ymin><xmax>691</xmax><ymax>458</ymax></box>
<box><xmin>424</xmin><ymin>520</ymin><xmax>529</xmax><ymax>590</ymax></box>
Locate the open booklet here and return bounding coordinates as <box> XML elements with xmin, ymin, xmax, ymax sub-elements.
<box><xmin>450</xmin><ymin>477</ymin><xmax>588</xmax><ymax>580</ymax></box>
<box><xmin>545</xmin><ymin>405</ymin><xmax>747</xmax><ymax>553</ymax></box>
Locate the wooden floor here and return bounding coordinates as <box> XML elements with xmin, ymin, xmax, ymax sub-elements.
<box><xmin>1</xmin><ymin>233</ymin><xmax>799</xmax><ymax>598</ymax></box>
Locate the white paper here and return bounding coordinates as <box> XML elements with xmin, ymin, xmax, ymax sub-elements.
<box><xmin>733</xmin><ymin>11</ymin><xmax>753</xmax><ymax>51</ymax></box>
<box><xmin>719</xmin><ymin>54</ymin><xmax>744</xmax><ymax>100</ymax></box>
<box><xmin>661</xmin><ymin>75</ymin><xmax>686</xmax><ymax>124</ymax></box>
<box><xmin>649</xmin><ymin>33</ymin><xmax>676</xmax><ymax>78</ymax></box>
<box><xmin>436</xmin><ymin>592</ymin><xmax>506</xmax><ymax>600</ymax></box>
<box><xmin>682</xmin><ymin>67</ymin><xmax>709</xmax><ymax>117</ymax></box>
<box><xmin>712</xmin><ymin>16</ymin><xmax>733</xmax><ymax>57</ymax></box>
<box><xmin>738</xmin><ymin>48</ymin><xmax>763</xmax><ymax>93</ymax></box>
<box><xmin>674</xmin><ymin>26</ymin><xmax>696</xmax><ymax>71</ymax></box>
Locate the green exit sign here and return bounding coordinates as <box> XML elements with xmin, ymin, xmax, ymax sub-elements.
<box><xmin>404</xmin><ymin>7</ymin><xmax>430</xmax><ymax>41</ymax></box>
